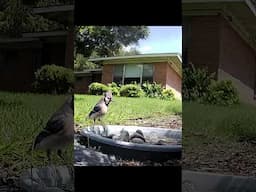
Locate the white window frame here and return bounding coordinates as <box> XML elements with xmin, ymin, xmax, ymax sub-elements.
<box><xmin>113</xmin><ymin>64</ymin><xmax>154</xmax><ymax>85</ymax></box>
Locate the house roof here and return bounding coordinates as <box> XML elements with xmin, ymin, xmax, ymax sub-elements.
<box><xmin>75</xmin><ymin>69</ymin><xmax>102</xmax><ymax>77</ymax></box>
<box><xmin>183</xmin><ymin>0</ymin><xmax>256</xmax><ymax>50</ymax></box>
<box><xmin>88</xmin><ymin>53</ymin><xmax>182</xmax><ymax>76</ymax></box>
<box><xmin>32</xmin><ymin>5</ymin><xmax>74</xmax><ymax>26</ymax></box>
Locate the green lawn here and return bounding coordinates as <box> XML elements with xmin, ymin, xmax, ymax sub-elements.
<box><xmin>183</xmin><ymin>101</ymin><xmax>256</xmax><ymax>176</ymax></box>
<box><xmin>183</xmin><ymin>101</ymin><xmax>256</xmax><ymax>144</ymax></box>
<box><xmin>75</xmin><ymin>94</ymin><xmax>182</xmax><ymax>126</ymax></box>
<box><xmin>0</xmin><ymin>92</ymin><xmax>72</xmax><ymax>177</ymax></box>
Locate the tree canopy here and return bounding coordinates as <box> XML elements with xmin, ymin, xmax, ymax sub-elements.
<box><xmin>0</xmin><ymin>0</ymin><xmax>66</xmax><ymax>37</ymax></box>
<box><xmin>75</xmin><ymin>26</ymin><xmax>149</xmax><ymax>58</ymax></box>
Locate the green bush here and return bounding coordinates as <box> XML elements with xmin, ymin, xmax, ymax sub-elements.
<box><xmin>120</xmin><ymin>84</ymin><xmax>144</xmax><ymax>97</ymax></box>
<box><xmin>183</xmin><ymin>67</ymin><xmax>215</xmax><ymax>101</ymax></box>
<box><xmin>107</xmin><ymin>82</ymin><xmax>120</xmax><ymax>96</ymax></box>
<box><xmin>204</xmin><ymin>80</ymin><xmax>239</xmax><ymax>105</ymax></box>
<box><xmin>33</xmin><ymin>64</ymin><xmax>74</xmax><ymax>94</ymax></box>
<box><xmin>88</xmin><ymin>82</ymin><xmax>109</xmax><ymax>95</ymax></box>
<box><xmin>141</xmin><ymin>82</ymin><xmax>163</xmax><ymax>98</ymax></box>
<box><xmin>161</xmin><ymin>89</ymin><xmax>175</xmax><ymax>100</ymax></box>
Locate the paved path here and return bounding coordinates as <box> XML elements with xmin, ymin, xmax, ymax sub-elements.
<box><xmin>182</xmin><ymin>170</ymin><xmax>256</xmax><ymax>192</ymax></box>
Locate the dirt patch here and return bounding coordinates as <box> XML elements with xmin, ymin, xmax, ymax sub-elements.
<box><xmin>183</xmin><ymin>135</ymin><xmax>256</xmax><ymax>177</ymax></box>
<box><xmin>124</xmin><ymin>115</ymin><xmax>182</xmax><ymax>129</ymax></box>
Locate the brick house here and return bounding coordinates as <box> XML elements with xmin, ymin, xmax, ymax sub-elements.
<box><xmin>0</xmin><ymin>3</ymin><xmax>74</xmax><ymax>92</ymax></box>
<box><xmin>74</xmin><ymin>53</ymin><xmax>182</xmax><ymax>98</ymax></box>
<box><xmin>183</xmin><ymin>0</ymin><xmax>256</xmax><ymax>104</ymax></box>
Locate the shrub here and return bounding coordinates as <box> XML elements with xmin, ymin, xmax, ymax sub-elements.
<box><xmin>33</xmin><ymin>64</ymin><xmax>74</xmax><ymax>94</ymax></box>
<box><xmin>120</xmin><ymin>84</ymin><xmax>144</xmax><ymax>97</ymax></box>
<box><xmin>183</xmin><ymin>67</ymin><xmax>215</xmax><ymax>101</ymax></box>
<box><xmin>107</xmin><ymin>82</ymin><xmax>120</xmax><ymax>96</ymax></box>
<box><xmin>88</xmin><ymin>82</ymin><xmax>109</xmax><ymax>95</ymax></box>
<box><xmin>161</xmin><ymin>89</ymin><xmax>175</xmax><ymax>100</ymax></box>
<box><xmin>141</xmin><ymin>82</ymin><xmax>163</xmax><ymax>98</ymax></box>
<box><xmin>204</xmin><ymin>80</ymin><xmax>239</xmax><ymax>105</ymax></box>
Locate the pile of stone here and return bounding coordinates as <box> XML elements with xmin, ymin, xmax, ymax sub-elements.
<box><xmin>103</xmin><ymin>129</ymin><xmax>180</xmax><ymax>145</ymax></box>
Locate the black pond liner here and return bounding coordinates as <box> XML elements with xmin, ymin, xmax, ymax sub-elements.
<box><xmin>79</xmin><ymin>125</ymin><xmax>182</xmax><ymax>162</ymax></box>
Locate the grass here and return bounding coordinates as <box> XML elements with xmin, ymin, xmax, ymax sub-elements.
<box><xmin>183</xmin><ymin>101</ymin><xmax>256</xmax><ymax>144</ymax></box>
<box><xmin>75</xmin><ymin>94</ymin><xmax>182</xmax><ymax>126</ymax></box>
<box><xmin>0</xmin><ymin>92</ymin><xmax>73</xmax><ymax>177</ymax></box>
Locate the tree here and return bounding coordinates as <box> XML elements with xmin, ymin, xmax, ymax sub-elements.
<box><xmin>0</xmin><ymin>0</ymin><xmax>66</xmax><ymax>37</ymax></box>
<box><xmin>74</xmin><ymin>54</ymin><xmax>98</xmax><ymax>71</ymax></box>
<box><xmin>117</xmin><ymin>47</ymin><xmax>141</xmax><ymax>56</ymax></box>
<box><xmin>75</xmin><ymin>26</ymin><xmax>149</xmax><ymax>57</ymax></box>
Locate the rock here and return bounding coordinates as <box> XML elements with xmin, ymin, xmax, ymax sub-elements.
<box><xmin>74</xmin><ymin>134</ymin><xmax>117</xmax><ymax>166</ymax></box>
<box><xmin>130</xmin><ymin>137</ymin><xmax>145</xmax><ymax>144</ymax></box>
<box><xmin>135</xmin><ymin>129</ymin><xmax>144</xmax><ymax>136</ymax></box>
<box><xmin>119</xmin><ymin>129</ymin><xmax>129</xmax><ymax>142</ymax></box>
<box><xmin>129</xmin><ymin>131</ymin><xmax>146</xmax><ymax>143</ymax></box>
<box><xmin>20</xmin><ymin>166</ymin><xmax>74</xmax><ymax>192</ymax></box>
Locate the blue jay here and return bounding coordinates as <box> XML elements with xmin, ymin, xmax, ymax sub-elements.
<box><xmin>33</xmin><ymin>95</ymin><xmax>74</xmax><ymax>162</ymax></box>
<box><xmin>88</xmin><ymin>91</ymin><xmax>113</xmax><ymax>125</ymax></box>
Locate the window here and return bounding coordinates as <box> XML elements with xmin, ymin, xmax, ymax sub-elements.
<box><xmin>124</xmin><ymin>64</ymin><xmax>142</xmax><ymax>84</ymax></box>
<box><xmin>113</xmin><ymin>64</ymin><xmax>153</xmax><ymax>85</ymax></box>
<box><xmin>0</xmin><ymin>50</ymin><xmax>18</xmax><ymax>71</ymax></box>
<box><xmin>142</xmin><ymin>64</ymin><xmax>153</xmax><ymax>83</ymax></box>
<box><xmin>113</xmin><ymin>64</ymin><xmax>124</xmax><ymax>84</ymax></box>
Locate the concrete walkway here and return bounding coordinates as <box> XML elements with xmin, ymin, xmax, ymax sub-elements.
<box><xmin>182</xmin><ymin>170</ymin><xmax>256</xmax><ymax>192</ymax></box>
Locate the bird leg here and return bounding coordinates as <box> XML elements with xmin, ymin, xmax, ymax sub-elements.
<box><xmin>99</xmin><ymin>118</ymin><xmax>108</xmax><ymax>136</ymax></box>
<box><xmin>47</xmin><ymin>150</ymin><xmax>52</xmax><ymax>165</ymax></box>
<box><xmin>93</xmin><ymin>118</ymin><xmax>96</xmax><ymax>127</ymax></box>
<box><xmin>57</xmin><ymin>149</ymin><xmax>65</xmax><ymax>161</ymax></box>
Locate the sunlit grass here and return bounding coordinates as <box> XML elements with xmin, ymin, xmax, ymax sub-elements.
<box><xmin>75</xmin><ymin>94</ymin><xmax>182</xmax><ymax>127</ymax></box>
<box><xmin>0</xmin><ymin>92</ymin><xmax>72</xmax><ymax>177</ymax></box>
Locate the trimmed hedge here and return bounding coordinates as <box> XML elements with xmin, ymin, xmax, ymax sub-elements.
<box><xmin>204</xmin><ymin>80</ymin><xmax>239</xmax><ymax>105</ymax></box>
<box><xmin>33</xmin><ymin>64</ymin><xmax>74</xmax><ymax>94</ymax></box>
<box><xmin>88</xmin><ymin>82</ymin><xmax>109</xmax><ymax>95</ymax></box>
<box><xmin>107</xmin><ymin>82</ymin><xmax>120</xmax><ymax>96</ymax></box>
<box><xmin>120</xmin><ymin>84</ymin><xmax>144</xmax><ymax>97</ymax></box>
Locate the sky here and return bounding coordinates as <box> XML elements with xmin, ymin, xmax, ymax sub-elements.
<box><xmin>124</xmin><ymin>26</ymin><xmax>182</xmax><ymax>54</ymax></box>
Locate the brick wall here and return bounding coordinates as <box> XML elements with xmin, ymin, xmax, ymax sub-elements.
<box><xmin>166</xmin><ymin>64</ymin><xmax>181</xmax><ymax>93</ymax></box>
<box><xmin>0</xmin><ymin>47</ymin><xmax>35</xmax><ymax>91</ymax></box>
<box><xmin>101</xmin><ymin>64</ymin><xmax>114</xmax><ymax>84</ymax></box>
<box><xmin>218</xmin><ymin>17</ymin><xmax>256</xmax><ymax>103</ymax></box>
<box><xmin>154</xmin><ymin>62</ymin><xmax>181</xmax><ymax>94</ymax></box>
<box><xmin>187</xmin><ymin>15</ymin><xmax>221</xmax><ymax>74</ymax></box>
<box><xmin>74</xmin><ymin>73</ymin><xmax>102</xmax><ymax>94</ymax></box>
<box><xmin>154</xmin><ymin>62</ymin><xmax>168</xmax><ymax>87</ymax></box>
<box><xmin>75</xmin><ymin>75</ymin><xmax>92</xmax><ymax>94</ymax></box>
<box><xmin>186</xmin><ymin>14</ymin><xmax>256</xmax><ymax>103</ymax></box>
<box><xmin>219</xmin><ymin>17</ymin><xmax>256</xmax><ymax>90</ymax></box>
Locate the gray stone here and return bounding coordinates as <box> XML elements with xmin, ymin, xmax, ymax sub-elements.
<box><xmin>130</xmin><ymin>138</ymin><xmax>145</xmax><ymax>144</ymax></box>
<box><xmin>74</xmin><ymin>134</ymin><xmax>117</xmax><ymax>166</ymax></box>
<box><xmin>20</xmin><ymin>166</ymin><xmax>74</xmax><ymax>192</ymax></box>
<box><xmin>119</xmin><ymin>129</ymin><xmax>129</xmax><ymax>142</ymax></box>
<box><xmin>182</xmin><ymin>170</ymin><xmax>256</xmax><ymax>192</ymax></box>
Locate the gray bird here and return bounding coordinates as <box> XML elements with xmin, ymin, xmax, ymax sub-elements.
<box><xmin>33</xmin><ymin>95</ymin><xmax>74</xmax><ymax>162</ymax></box>
<box><xmin>88</xmin><ymin>91</ymin><xmax>113</xmax><ymax>125</ymax></box>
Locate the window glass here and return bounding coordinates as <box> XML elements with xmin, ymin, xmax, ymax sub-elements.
<box><xmin>124</xmin><ymin>64</ymin><xmax>142</xmax><ymax>78</ymax></box>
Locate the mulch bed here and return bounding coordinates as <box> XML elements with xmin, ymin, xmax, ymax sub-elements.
<box><xmin>182</xmin><ymin>135</ymin><xmax>256</xmax><ymax>177</ymax></box>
